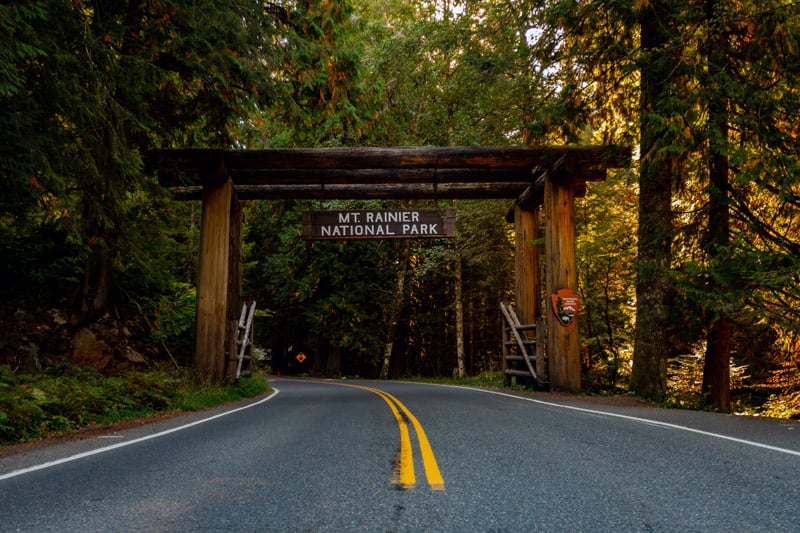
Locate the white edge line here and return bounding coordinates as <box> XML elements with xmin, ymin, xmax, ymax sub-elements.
<box><xmin>435</xmin><ymin>383</ymin><xmax>800</xmax><ymax>458</ymax></box>
<box><xmin>0</xmin><ymin>387</ymin><xmax>281</xmax><ymax>482</ymax></box>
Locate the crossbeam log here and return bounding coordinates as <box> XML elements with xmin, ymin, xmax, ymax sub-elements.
<box><xmin>168</xmin><ymin>182</ymin><xmax>538</xmax><ymax>201</ymax></box>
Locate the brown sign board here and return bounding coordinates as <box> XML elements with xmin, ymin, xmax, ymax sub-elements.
<box><xmin>303</xmin><ymin>209</ymin><xmax>456</xmax><ymax>240</ymax></box>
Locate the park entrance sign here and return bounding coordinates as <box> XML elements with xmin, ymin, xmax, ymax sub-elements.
<box><xmin>302</xmin><ymin>209</ymin><xmax>456</xmax><ymax>240</ymax></box>
<box><xmin>152</xmin><ymin>145</ymin><xmax>631</xmax><ymax>390</ymax></box>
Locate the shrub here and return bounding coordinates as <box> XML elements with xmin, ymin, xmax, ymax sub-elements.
<box><xmin>0</xmin><ymin>365</ymin><xmax>270</xmax><ymax>445</ymax></box>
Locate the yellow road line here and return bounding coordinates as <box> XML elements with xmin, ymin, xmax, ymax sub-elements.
<box><xmin>387</xmin><ymin>392</ymin><xmax>445</xmax><ymax>491</ymax></box>
<box><xmin>315</xmin><ymin>380</ymin><xmax>445</xmax><ymax>491</ymax></box>
<box><xmin>370</xmin><ymin>387</ymin><xmax>415</xmax><ymax>489</ymax></box>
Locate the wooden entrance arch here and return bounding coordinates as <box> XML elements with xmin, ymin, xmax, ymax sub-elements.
<box><xmin>153</xmin><ymin>146</ymin><xmax>630</xmax><ymax>390</ymax></box>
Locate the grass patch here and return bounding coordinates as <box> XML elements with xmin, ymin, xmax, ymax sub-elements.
<box><xmin>0</xmin><ymin>365</ymin><xmax>271</xmax><ymax>445</ymax></box>
<box><xmin>402</xmin><ymin>370</ymin><xmax>508</xmax><ymax>389</ymax></box>
<box><xmin>172</xmin><ymin>375</ymin><xmax>270</xmax><ymax>411</ymax></box>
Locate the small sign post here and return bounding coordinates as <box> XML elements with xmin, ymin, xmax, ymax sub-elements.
<box><xmin>303</xmin><ymin>209</ymin><xmax>456</xmax><ymax>240</ymax></box>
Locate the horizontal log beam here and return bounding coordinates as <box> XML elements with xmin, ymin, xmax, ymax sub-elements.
<box><xmin>168</xmin><ymin>182</ymin><xmax>532</xmax><ymax>201</ymax></box>
<box><xmin>153</xmin><ymin>145</ymin><xmax>632</xmax><ymax>188</ymax></box>
<box><xmin>166</xmin><ymin>168</ymin><xmax>537</xmax><ymax>187</ymax></box>
<box><xmin>152</xmin><ymin>145</ymin><xmax>631</xmax><ymax>205</ymax></box>
<box><xmin>222</xmin><ymin>146</ymin><xmax>630</xmax><ymax>170</ymax></box>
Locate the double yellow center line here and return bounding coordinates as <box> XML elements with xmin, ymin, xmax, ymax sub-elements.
<box><xmin>319</xmin><ymin>381</ymin><xmax>445</xmax><ymax>491</ymax></box>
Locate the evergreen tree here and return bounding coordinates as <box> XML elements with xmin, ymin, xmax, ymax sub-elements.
<box><xmin>0</xmin><ymin>0</ymin><xmax>283</xmax><ymax>325</ymax></box>
<box><xmin>630</xmin><ymin>0</ymin><xmax>691</xmax><ymax>401</ymax></box>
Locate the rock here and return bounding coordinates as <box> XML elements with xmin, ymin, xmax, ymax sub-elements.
<box><xmin>122</xmin><ymin>346</ymin><xmax>147</xmax><ymax>365</ymax></box>
<box><xmin>50</xmin><ymin>310</ymin><xmax>67</xmax><ymax>327</ymax></box>
<box><xmin>72</xmin><ymin>328</ymin><xmax>112</xmax><ymax>370</ymax></box>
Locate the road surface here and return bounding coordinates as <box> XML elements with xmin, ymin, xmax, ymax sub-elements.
<box><xmin>1</xmin><ymin>378</ymin><xmax>799</xmax><ymax>531</ymax></box>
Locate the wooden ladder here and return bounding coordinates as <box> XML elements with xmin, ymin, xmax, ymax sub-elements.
<box><xmin>235</xmin><ymin>300</ymin><xmax>257</xmax><ymax>380</ymax></box>
<box><xmin>500</xmin><ymin>301</ymin><xmax>547</xmax><ymax>388</ymax></box>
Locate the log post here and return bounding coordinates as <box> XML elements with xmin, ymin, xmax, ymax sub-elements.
<box><xmin>194</xmin><ymin>176</ymin><xmax>233</xmax><ymax>383</ymax></box>
<box><xmin>225</xmin><ymin>193</ymin><xmax>244</xmax><ymax>383</ymax></box>
<box><xmin>514</xmin><ymin>204</ymin><xmax>541</xmax><ymax>326</ymax></box>
<box><xmin>544</xmin><ymin>175</ymin><xmax>581</xmax><ymax>392</ymax></box>
<box><xmin>514</xmin><ymin>204</ymin><xmax>545</xmax><ymax>381</ymax></box>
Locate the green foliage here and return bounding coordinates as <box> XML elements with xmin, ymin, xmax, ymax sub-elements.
<box><xmin>0</xmin><ymin>365</ymin><xmax>173</xmax><ymax>442</ymax></box>
<box><xmin>755</xmin><ymin>391</ymin><xmax>800</xmax><ymax>420</ymax></box>
<box><xmin>0</xmin><ymin>365</ymin><xmax>270</xmax><ymax>444</ymax></box>
<box><xmin>240</xmin><ymin>0</ymin><xmax>376</xmax><ymax>148</ymax></box>
<box><xmin>0</xmin><ymin>219</ymin><xmax>84</xmax><ymax>302</ymax></box>
<box><xmin>358</xmin><ymin>0</ymin><xmax>539</xmax><ymax>145</ymax></box>
<box><xmin>172</xmin><ymin>374</ymin><xmax>271</xmax><ymax>412</ymax></box>
<box><xmin>244</xmin><ymin>200</ymin><xmax>402</xmax><ymax>375</ymax></box>
<box><xmin>0</xmin><ymin>2</ymin><xmax>48</xmax><ymax>215</ymax></box>
<box><xmin>242</xmin><ymin>198</ymin><xmax>514</xmax><ymax>378</ymax></box>
<box><xmin>0</xmin><ymin>0</ymin><xmax>284</xmax><ymax>320</ymax></box>
<box><xmin>527</xmin><ymin>0</ymin><xmax>639</xmax><ymax>145</ymax></box>
<box><xmin>405</xmin><ymin>370</ymin><xmax>506</xmax><ymax>388</ymax></box>
<box><xmin>145</xmin><ymin>282</ymin><xmax>197</xmax><ymax>354</ymax></box>
<box><xmin>577</xmin><ymin>171</ymin><xmax>638</xmax><ymax>390</ymax></box>
<box><xmin>665</xmin><ymin>353</ymin><xmax>749</xmax><ymax>411</ymax></box>
<box><xmin>0</xmin><ymin>3</ymin><xmax>46</xmax><ymax>97</ymax></box>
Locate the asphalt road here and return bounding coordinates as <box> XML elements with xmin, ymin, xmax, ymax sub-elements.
<box><xmin>1</xmin><ymin>378</ymin><xmax>799</xmax><ymax>532</ymax></box>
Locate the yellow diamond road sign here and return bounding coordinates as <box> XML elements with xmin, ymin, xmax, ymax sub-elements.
<box><xmin>296</xmin><ymin>352</ymin><xmax>307</xmax><ymax>363</ymax></box>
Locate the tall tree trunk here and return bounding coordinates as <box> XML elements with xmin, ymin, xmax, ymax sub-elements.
<box><xmin>380</xmin><ymin>240</ymin><xmax>411</xmax><ymax>379</ymax></box>
<box><xmin>326</xmin><ymin>345</ymin><xmax>343</xmax><ymax>376</ymax></box>
<box><xmin>703</xmin><ymin>316</ymin><xmax>732</xmax><ymax>409</ymax></box>
<box><xmin>71</xmin><ymin>235</ymin><xmax>114</xmax><ymax>326</ymax></box>
<box><xmin>702</xmin><ymin>0</ymin><xmax>732</xmax><ymax>411</ymax></box>
<box><xmin>446</xmin><ymin>104</ymin><xmax>466</xmax><ymax>379</ymax></box>
<box><xmin>454</xmin><ymin>241</ymin><xmax>466</xmax><ymax>379</ymax></box>
<box><xmin>630</xmin><ymin>0</ymin><xmax>678</xmax><ymax>401</ymax></box>
<box><xmin>71</xmin><ymin>154</ymin><xmax>116</xmax><ymax>327</ymax></box>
